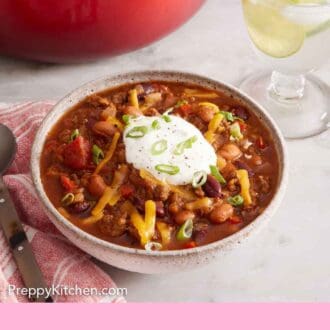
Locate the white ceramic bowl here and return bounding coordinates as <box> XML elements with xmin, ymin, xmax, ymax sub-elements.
<box><xmin>31</xmin><ymin>71</ymin><xmax>288</xmax><ymax>274</ymax></box>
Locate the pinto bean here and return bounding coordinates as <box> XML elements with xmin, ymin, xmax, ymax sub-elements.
<box><xmin>73</xmin><ymin>192</ymin><xmax>85</xmax><ymax>203</ymax></box>
<box><xmin>174</xmin><ymin>210</ymin><xmax>195</xmax><ymax>225</ymax></box>
<box><xmin>122</xmin><ymin>105</ymin><xmax>142</xmax><ymax>116</ymax></box>
<box><xmin>209</xmin><ymin>203</ymin><xmax>234</xmax><ymax>224</ymax></box>
<box><xmin>144</xmin><ymin>107</ymin><xmax>160</xmax><ymax>116</ymax></box>
<box><xmin>92</xmin><ymin>121</ymin><xmax>117</xmax><ymax>137</ymax></box>
<box><xmin>219</xmin><ymin>143</ymin><xmax>242</xmax><ymax>161</ymax></box>
<box><xmin>251</xmin><ymin>155</ymin><xmax>262</xmax><ymax>166</ymax></box>
<box><xmin>196</xmin><ymin>105</ymin><xmax>217</xmax><ymax>122</ymax></box>
<box><xmin>100</xmin><ymin>104</ymin><xmax>117</xmax><ymax>120</ymax></box>
<box><xmin>88</xmin><ymin>175</ymin><xmax>107</xmax><ymax>197</ymax></box>
<box><xmin>168</xmin><ymin>202</ymin><xmax>180</xmax><ymax>214</ymax></box>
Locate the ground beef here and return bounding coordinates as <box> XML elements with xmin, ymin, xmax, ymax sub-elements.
<box><xmin>98</xmin><ymin>211</ymin><xmax>128</xmax><ymax>237</ymax></box>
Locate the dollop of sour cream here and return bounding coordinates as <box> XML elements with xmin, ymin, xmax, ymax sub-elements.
<box><xmin>123</xmin><ymin>115</ymin><xmax>217</xmax><ymax>185</ymax></box>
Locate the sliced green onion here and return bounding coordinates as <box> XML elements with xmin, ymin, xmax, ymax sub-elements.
<box><xmin>122</xmin><ymin>114</ymin><xmax>131</xmax><ymax>125</ymax></box>
<box><xmin>227</xmin><ymin>194</ymin><xmax>244</xmax><ymax>206</ymax></box>
<box><xmin>152</xmin><ymin>119</ymin><xmax>160</xmax><ymax>130</ymax></box>
<box><xmin>175</xmin><ymin>100</ymin><xmax>188</xmax><ymax>108</ymax></box>
<box><xmin>70</xmin><ymin>129</ymin><xmax>79</xmax><ymax>142</ymax></box>
<box><xmin>151</xmin><ymin>139</ymin><xmax>168</xmax><ymax>156</ymax></box>
<box><xmin>230</xmin><ymin>122</ymin><xmax>243</xmax><ymax>140</ymax></box>
<box><xmin>126</xmin><ymin>125</ymin><xmax>148</xmax><ymax>138</ymax></box>
<box><xmin>155</xmin><ymin>164</ymin><xmax>180</xmax><ymax>175</ymax></box>
<box><xmin>92</xmin><ymin>144</ymin><xmax>104</xmax><ymax>165</ymax></box>
<box><xmin>173</xmin><ymin>136</ymin><xmax>197</xmax><ymax>155</ymax></box>
<box><xmin>61</xmin><ymin>193</ymin><xmax>75</xmax><ymax>206</ymax></box>
<box><xmin>192</xmin><ymin>171</ymin><xmax>207</xmax><ymax>188</ymax></box>
<box><xmin>145</xmin><ymin>241</ymin><xmax>163</xmax><ymax>251</ymax></box>
<box><xmin>220</xmin><ymin>111</ymin><xmax>235</xmax><ymax>122</ymax></box>
<box><xmin>176</xmin><ymin>218</ymin><xmax>193</xmax><ymax>241</ymax></box>
<box><xmin>162</xmin><ymin>114</ymin><xmax>171</xmax><ymax>123</ymax></box>
<box><xmin>210</xmin><ymin>165</ymin><xmax>226</xmax><ymax>185</ymax></box>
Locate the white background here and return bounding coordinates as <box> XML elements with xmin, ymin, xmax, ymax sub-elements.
<box><xmin>1</xmin><ymin>0</ymin><xmax>330</xmax><ymax>301</ymax></box>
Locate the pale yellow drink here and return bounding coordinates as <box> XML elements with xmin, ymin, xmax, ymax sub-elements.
<box><xmin>242</xmin><ymin>0</ymin><xmax>330</xmax><ymax>73</ymax></box>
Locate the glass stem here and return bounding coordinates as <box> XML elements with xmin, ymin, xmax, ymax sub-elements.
<box><xmin>268</xmin><ymin>70</ymin><xmax>306</xmax><ymax>102</ymax></box>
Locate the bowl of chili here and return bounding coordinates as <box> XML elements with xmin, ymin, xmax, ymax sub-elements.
<box><xmin>31</xmin><ymin>71</ymin><xmax>288</xmax><ymax>273</ymax></box>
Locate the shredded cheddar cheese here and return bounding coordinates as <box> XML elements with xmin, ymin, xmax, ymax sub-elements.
<box><xmin>92</xmin><ymin>187</ymin><xmax>114</xmax><ymax>216</ymax></box>
<box><xmin>92</xmin><ymin>165</ymin><xmax>128</xmax><ymax>215</ymax></box>
<box><xmin>217</xmin><ymin>156</ymin><xmax>227</xmax><ymax>170</ymax></box>
<box><xmin>109</xmin><ymin>191</ymin><xmax>121</xmax><ymax>206</ymax></box>
<box><xmin>204</xmin><ymin>112</ymin><xmax>224</xmax><ymax>144</ymax></box>
<box><xmin>106</xmin><ymin>116</ymin><xmax>124</xmax><ymax>130</ymax></box>
<box><xmin>94</xmin><ymin>132</ymin><xmax>120</xmax><ymax>174</ymax></box>
<box><xmin>236</xmin><ymin>169</ymin><xmax>252</xmax><ymax>206</ymax></box>
<box><xmin>123</xmin><ymin>200</ymin><xmax>156</xmax><ymax>246</ymax></box>
<box><xmin>185</xmin><ymin>197</ymin><xmax>212</xmax><ymax>211</ymax></box>
<box><xmin>184</xmin><ymin>88</ymin><xmax>218</xmax><ymax>99</ymax></box>
<box><xmin>128</xmin><ymin>89</ymin><xmax>139</xmax><ymax>109</ymax></box>
<box><xmin>198</xmin><ymin>102</ymin><xmax>219</xmax><ymax>112</ymax></box>
<box><xmin>156</xmin><ymin>222</ymin><xmax>172</xmax><ymax>246</ymax></box>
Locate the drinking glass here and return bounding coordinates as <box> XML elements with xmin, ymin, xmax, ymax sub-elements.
<box><xmin>240</xmin><ymin>0</ymin><xmax>330</xmax><ymax>139</ymax></box>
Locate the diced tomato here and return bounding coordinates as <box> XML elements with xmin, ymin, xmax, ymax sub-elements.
<box><xmin>256</xmin><ymin>136</ymin><xmax>266</xmax><ymax>149</ymax></box>
<box><xmin>120</xmin><ymin>184</ymin><xmax>134</xmax><ymax>198</ymax></box>
<box><xmin>62</xmin><ymin>136</ymin><xmax>91</xmax><ymax>170</ymax></box>
<box><xmin>60</xmin><ymin>175</ymin><xmax>76</xmax><ymax>192</ymax></box>
<box><xmin>228</xmin><ymin>216</ymin><xmax>242</xmax><ymax>224</ymax></box>
<box><xmin>177</xmin><ymin>104</ymin><xmax>193</xmax><ymax>116</ymax></box>
<box><xmin>238</xmin><ymin>121</ymin><xmax>247</xmax><ymax>132</ymax></box>
<box><xmin>184</xmin><ymin>241</ymin><xmax>197</xmax><ymax>249</ymax></box>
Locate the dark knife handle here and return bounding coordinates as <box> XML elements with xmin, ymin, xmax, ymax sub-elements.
<box><xmin>0</xmin><ymin>176</ymin><xmax>52</xmax><ymax>302</ymax></box>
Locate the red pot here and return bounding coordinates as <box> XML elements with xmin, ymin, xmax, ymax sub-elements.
<box><xmin>0</xmin><ymin>0</ymin><xmax>205</xmax><ymax>63</ymax></box>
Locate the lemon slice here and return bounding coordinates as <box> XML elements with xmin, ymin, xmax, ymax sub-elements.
<box><xmin>242</xmin><ymin>0</ymin><xmax>306</xmax><ymax>58</ymax></box>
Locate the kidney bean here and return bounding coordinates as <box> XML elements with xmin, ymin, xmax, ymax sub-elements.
<box><xmin>69</xmin><ymin>201</ymin><xmax>90</xmax><ymax>214</ymax></box>
<box><xmin>202</xmin><ymin>175</ymin><xmax>222</xmax><ymax>198</ymax></box>
<box><xmin>232</xmin><ymin>106</ymin><xmax>250</xmax><ymax>121</ymax></box>
<box><xmin>155</xmin><ymin>201</ymin><xmax>165</xmax><ymax>218</ymax></box>
<box><xmin>132</xmin><ymin>196</ymin><xmax>145</xmax><ymax>213</ymax></box>
<box><xmin>234</xmin><ymin>160</ymin><xmax>254</xmax><ymax>176</ymax></box>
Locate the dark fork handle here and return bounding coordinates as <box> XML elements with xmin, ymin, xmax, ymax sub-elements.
<box><xmin>0</xmin><ymin>176</ymin><xmax>52</xmax><ymax>302</ymax></box>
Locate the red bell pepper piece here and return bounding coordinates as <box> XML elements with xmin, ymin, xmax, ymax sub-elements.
<box><xmin>184</xmin><ymin>241</ymin><xmax>197</xmax><ymax>249</ymax></box>
<box><xmin>120</xmin><ymin>184</ymin><xmax>135</xmax><ymax>198</ymax></box>
<box><xmin>238</xmin><ymin>121</ymin><xmax>247</xmax><ymax>132</ymax></box>
<box><xmin>228</xmin><ymin>216</ymin><xmax>242</xmax><ymax>224</ymax></box>
<box><xmin>256</xmin><ymin>136</ymin><xmax>266</xmax><ymax>149</ymax></box>
<box><xmin>60</xmin><ymin>175</ymin><xmax>76</xmax><ymax>191</ymax></box>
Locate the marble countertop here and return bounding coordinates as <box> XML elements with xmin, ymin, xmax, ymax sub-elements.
<box><xmin>1</xmin><ymin>0</ymin><xmax>329</xmax><ymax>302</ymax></box>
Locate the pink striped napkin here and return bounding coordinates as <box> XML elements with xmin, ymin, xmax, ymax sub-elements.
<box><xmin>0</xmin><ymin>102</ymin><xmax>126</xmax><ymax>303</ymax></box>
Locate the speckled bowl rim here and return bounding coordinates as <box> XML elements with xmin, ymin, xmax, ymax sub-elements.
<box><xmin>31</xmin><ymin>70</ymin><xmax>288</xmax><ymax>258</ymax></box>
